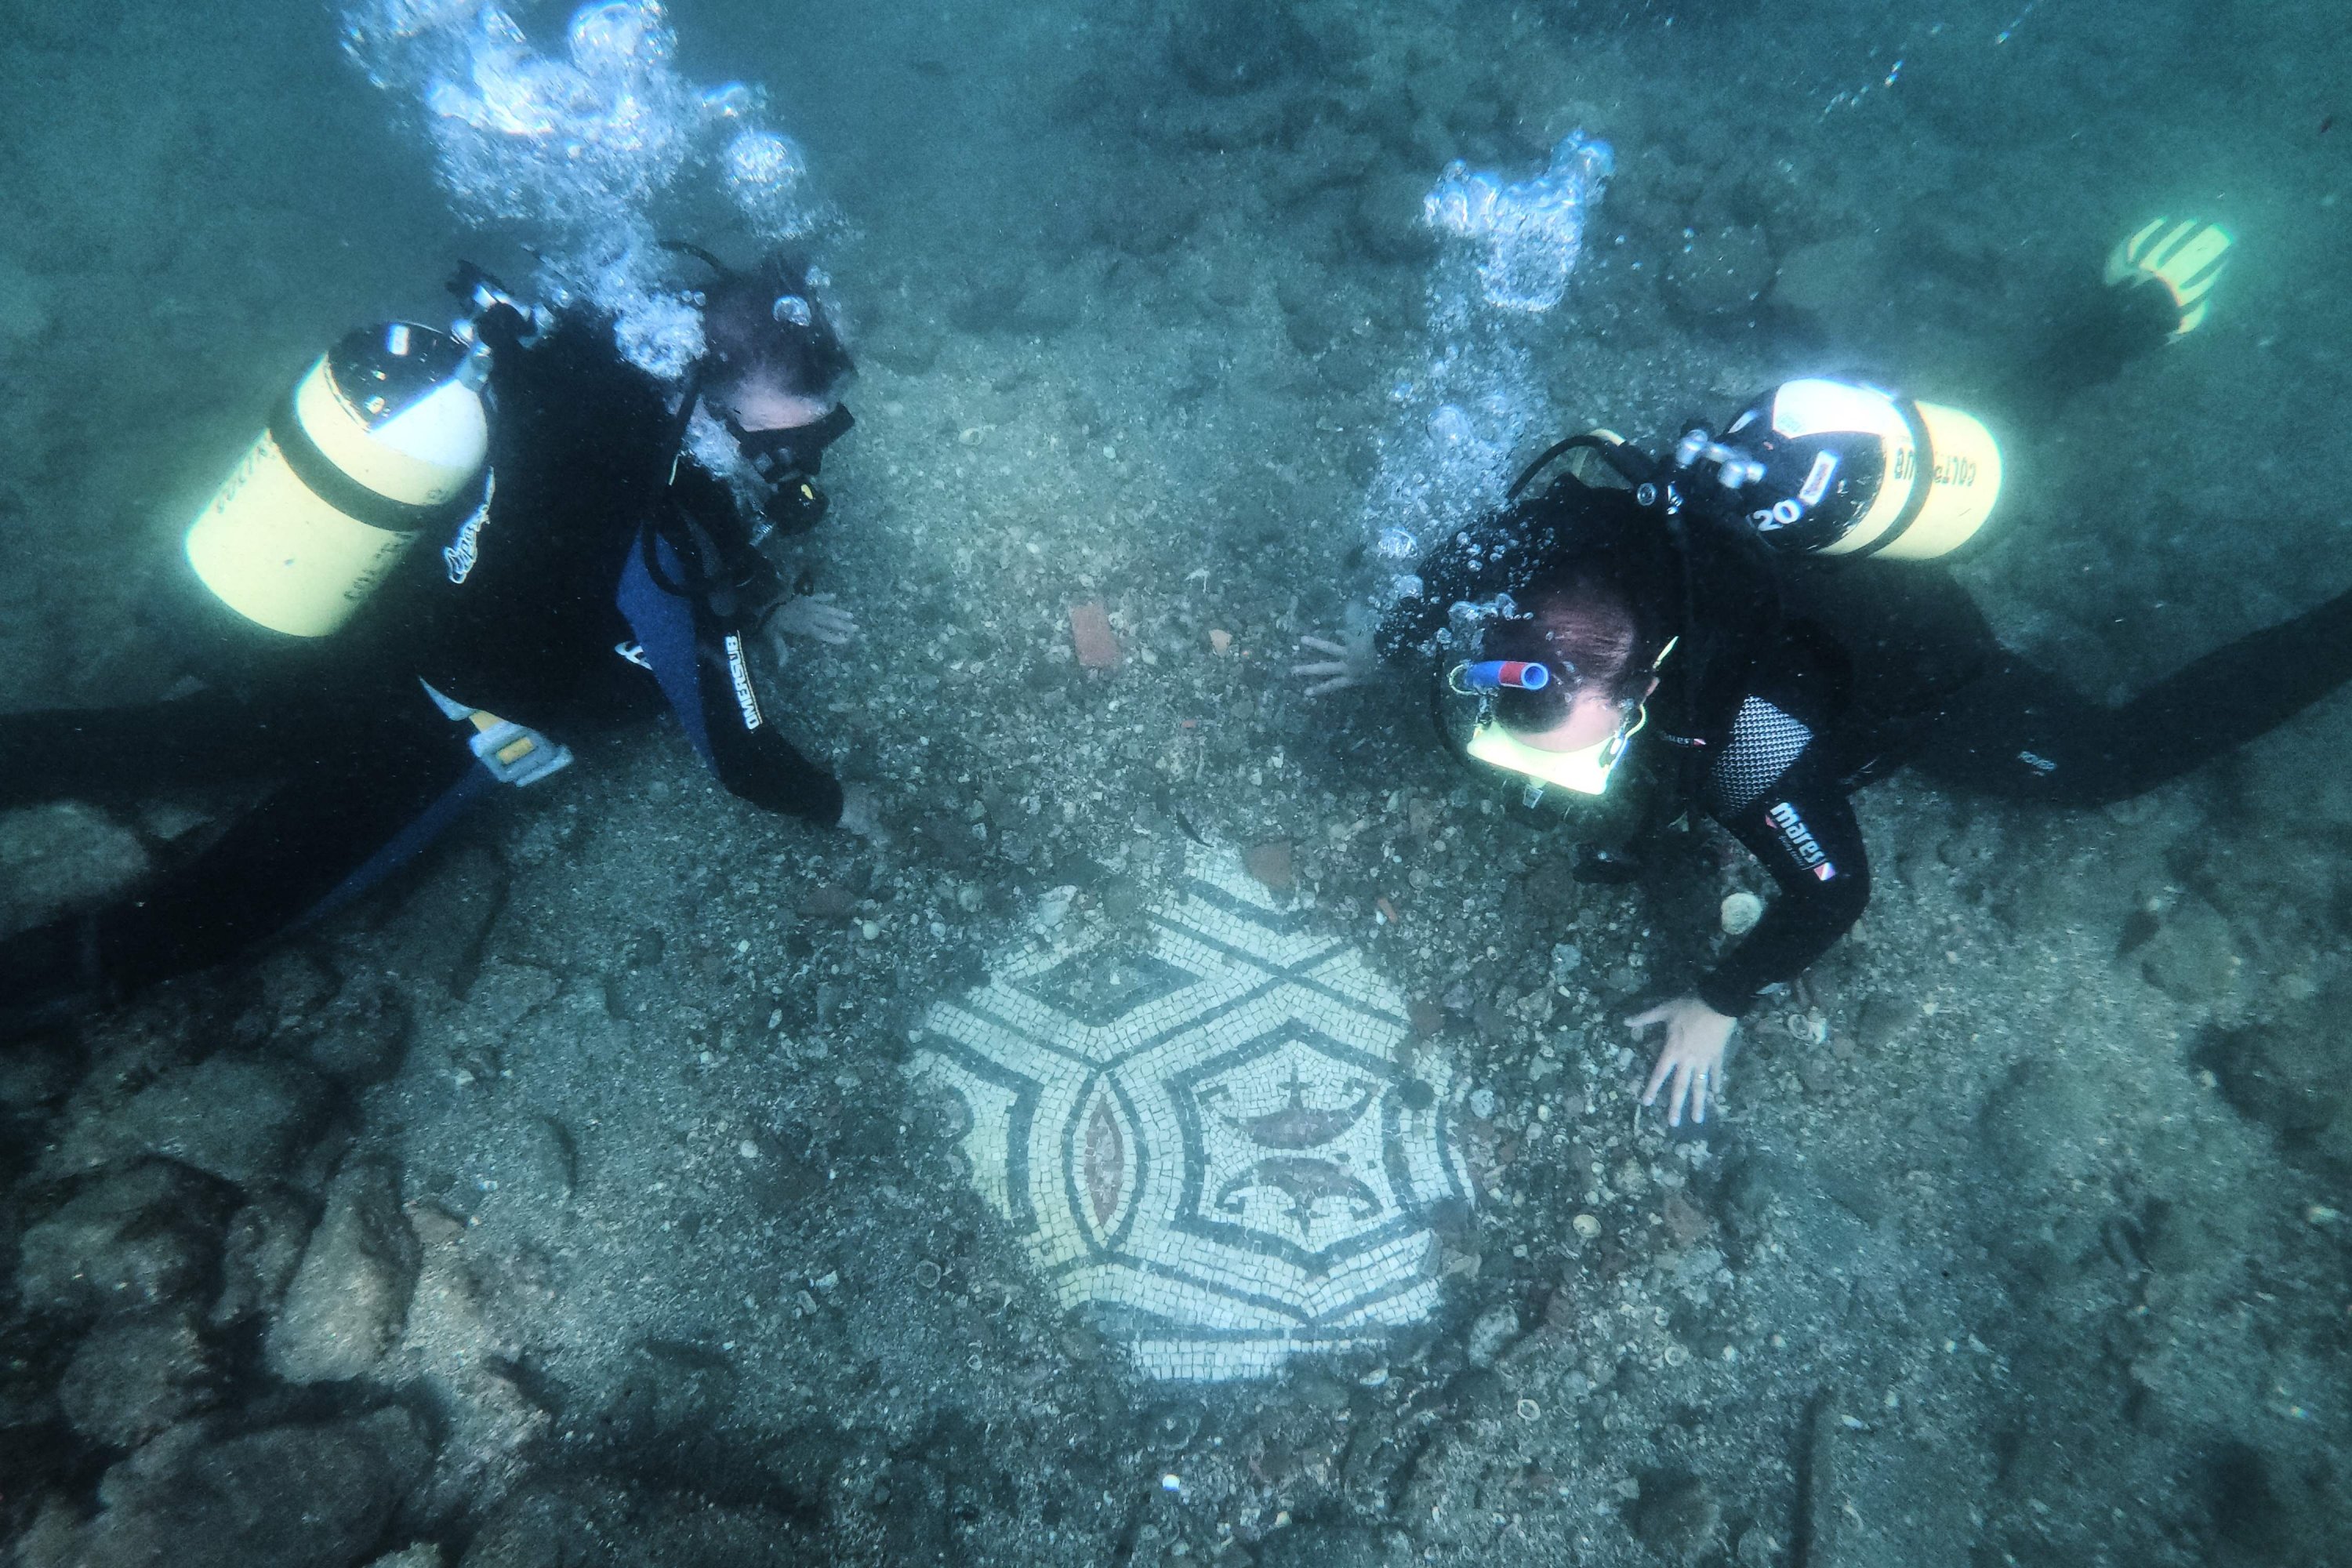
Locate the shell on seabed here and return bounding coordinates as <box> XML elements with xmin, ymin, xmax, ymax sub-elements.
<box><xmin>1720</xmin><ymin>891</ymin><xmax>1766</xmax><ymax>936</ymax></box>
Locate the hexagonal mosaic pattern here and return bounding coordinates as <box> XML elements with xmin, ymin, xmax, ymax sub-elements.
<box><xmin>909</xmin><ymin>847</ymin><xmax>1469</xmax><ymax>1380</ymax></box>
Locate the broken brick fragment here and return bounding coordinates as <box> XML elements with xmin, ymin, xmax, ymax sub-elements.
<box><xmin>1243</xmin><ymin>840</ymin><xmax>1294</xmax><ymax>892</ymax></box>
<box><xmin>1069</xmin><ymin>601</ymin><xmax>1122</xmax><ymax>670</ymax></box>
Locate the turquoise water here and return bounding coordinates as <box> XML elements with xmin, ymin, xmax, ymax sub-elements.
<box><xmin>2</xmin><ymin>1</ymin><xmax>2350</xmax><ymax>1563</ymax></box>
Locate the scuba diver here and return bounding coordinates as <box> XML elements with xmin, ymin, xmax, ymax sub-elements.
<box><xmin>1296</xmin><ymin>220</ymin><xmax>2347</xmax><ymax>1127</ymax></box>
<box><xmin>0</xmin><ymin>249</ymin><xmax>870</xmax><ymax>1035</ymax></box>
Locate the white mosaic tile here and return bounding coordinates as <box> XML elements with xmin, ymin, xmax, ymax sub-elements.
<box><xmin>908</xmin><ymin>846</ymin><xmax>1470</xmax><ymax>1381</ymax></box>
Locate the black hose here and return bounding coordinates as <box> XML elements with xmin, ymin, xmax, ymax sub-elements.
<box><xmin>1505</xmin><ymin>433</ymin><xmax>1658</xmax><ymax>502</ymax></box>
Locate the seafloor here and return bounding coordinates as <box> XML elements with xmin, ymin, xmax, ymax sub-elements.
<box><xmin>3</xmin><ymin>0</ymin><xmax>2351</xmax><ymax>1564</ymax></box>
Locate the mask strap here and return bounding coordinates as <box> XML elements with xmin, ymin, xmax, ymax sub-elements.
<box><xmin>1599</xmin><ymin>701</ymin><xmax>1649</xmax><ymax>768</ymax></box>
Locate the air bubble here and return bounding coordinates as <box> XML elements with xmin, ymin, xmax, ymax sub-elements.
<box><xmin>1424</xmin><ymin>133</ymin><xmax>1613</xmax><ymax>314</ymax></box>
<box><xmin>343</xmin><ymin>0</ymin><xmax>822</xmax><ymax>379</ymax></box>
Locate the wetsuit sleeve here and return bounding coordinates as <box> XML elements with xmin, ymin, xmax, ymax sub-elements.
<box><xmin>694</xmin><ymin>622</ymin><xmax>845</xmax><ymax>824</ymax></box>
<box><xmin>615</xmin><ymin>528</ymin><xmax>844</xmax><ymax>826</ymax></box>
<box><xmin>1691</xmin><ymin>698</ymin><xmax>1872</xmax><ymax>1017</ymax></box>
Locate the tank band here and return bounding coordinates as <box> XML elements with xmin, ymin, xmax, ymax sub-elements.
<box><xmin>1848</xmin><ymin>397</ymin><xmax>1936</xmax><ymax>559</ymax></box>
<box><xmin>268</xmin><ymin>390</ymin><xmax>477</xmax><ymax>537</ymax></box>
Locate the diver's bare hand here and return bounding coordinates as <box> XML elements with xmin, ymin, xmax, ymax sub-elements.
<box><xmin>1630</xmin><ymin>996</ymin><xmax>1735</xmax><ymax>1127</ymax></box>
<box><xmin>771</xmin><ymin>593</ymin><xmax>858</xmax><ymax>646</ymax></box>
<box><xmin>1292</xmin><ymin>632</ymin><xmax>1377</xmax><ymax>697</ymax></box>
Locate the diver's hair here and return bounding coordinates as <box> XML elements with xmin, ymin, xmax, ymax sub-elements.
<box><xmin>1486</xmin><ymin>575</ymin><xmax>1667</xmax><ymax>735</ymax></box>
<box><xmin>699</xmin><ymin>252</ymin><xmax>855</xmax><ymax>400</ymax></box>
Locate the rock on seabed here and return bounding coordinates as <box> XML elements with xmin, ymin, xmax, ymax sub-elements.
<box><xmin>266</xmin><ymin>1159</ymin><xmax>420</xmax><ymax>1383</ymax></box>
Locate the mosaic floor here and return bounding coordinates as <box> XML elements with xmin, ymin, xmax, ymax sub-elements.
<box><xmin>909</xmin><ymin>848</ymin><xmax>1469</xmax><ymax>1381</ymax></box>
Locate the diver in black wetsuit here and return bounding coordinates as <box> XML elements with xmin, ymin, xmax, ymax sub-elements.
<box><xmin>1338</xmin><ymin>477</ymin><xmax>2352</xmax><ymax>1126</ymax></box>
<box><xmin>1294</xmin><ymin>222</ymin><xmax>2349</xmax><ymax>1127</ymax></box>
<box><xmin>0</xmin><ymin>254</ymin><xmax>869</xmax><ymax>1029</ymax></box>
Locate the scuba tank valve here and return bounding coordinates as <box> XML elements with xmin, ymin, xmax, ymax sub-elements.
<box><xmin>1674</xmin><ymin>379</ymin><xmax>2002</xmax><ymax>561</ymax></box>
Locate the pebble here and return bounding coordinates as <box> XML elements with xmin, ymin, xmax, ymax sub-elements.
<box><xmin>1146</xmin><ymin>1403</ymin><xmax>1204</xmax><ymax>1450</ymax></box>
<box><xmin>1572</xmin><ymin>1213</ymin><xmax>1602</xmax><ymax>1240</ymax></box>
<box><xmin>1466</xmin><ymin>1303</ymin><xmax>1522</xmax><ymax>1367</ymax></box>
<box><xmin>1857</xmin><ymin>993</ymin><xmax>1911</xmax><ymax>1049</ymax></box>
<box><xmin>800</xmin><ymin>884</ymin><xmax>857</xmax><ymax>920</ymax></box>
<box><xmin>1069</xmin><ymin>600</ymin><xmax>1123</xmax><ymax>670</ymax></box>
<box><xmin>1244</xmin><ymin>841</ymin><xmax>1295</xmax><ymax>892</ymax></box>
<box><xmin>1720</xmin><ymin>892</ymin><xmax>1764</xmax><ymax>936</ymax></box>
<box><xmin>738</xmin><ymin>1140</ymin><xmax>760</xmax><ymax>1160</ymax></box>
<box><xmin>859</xmin><ymin>920</ymin><xmax>881</xmax><ymax>941</ymax></box>
<box><xmin>1468</xmin><ymin>1087</ymin><xmax>1499</xmax><ymax>1119</ymax></box>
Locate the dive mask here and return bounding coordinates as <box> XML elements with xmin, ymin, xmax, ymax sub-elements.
<box><xmin>728</xmin><ymin>401</ymin><xmax>855</xmax><ymax>484</ymax></box>
<box><xmin>1464</xmin><ymin>702</ymin><xmax>1646</xmax><ymax>797</ymax></box>
<box><xmin>1445</xmin><ymin>633</ymin><xmax>1675</xmax><ymax>798</ymax></box>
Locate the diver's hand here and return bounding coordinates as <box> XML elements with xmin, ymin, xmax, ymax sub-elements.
<box><xmin>1292</xmin><ymin>631</ymin><xmax>1377</xmax><ymax>697</ymax></box>
<box><xmin>1630</xmin><ymin>996</ymin><xmax>1735</xmax><ymax>1127</ymax></box>
<box><xmin>837</xmin><ymin>782</ymin><xmax>887</xmax><ymax>842</ymax></box>
<box><xmin>772</xmin><ymin>593</ymin><xmax>858</xmax><ymax>646</ymax></box>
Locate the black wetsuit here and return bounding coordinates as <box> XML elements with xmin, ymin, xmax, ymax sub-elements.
<box><xmin>1381</xmin><ymin>481</ymin><xmax>2352</xmax><ymax>1018</ymax></box>
<box><xmin>1</xmin><ymin>309</ymin><xmax>843</xmax><ymax>1003</ymax></box>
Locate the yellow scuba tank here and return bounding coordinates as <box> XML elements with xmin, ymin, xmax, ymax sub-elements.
<box><xmin>183</xmin><ymin>322</ymin><xmax>488</xmax><ymax>638</ymax></box>
<box><xmin>1688</xmin><ymin>378</ymin><xmax>2004</xmax><ymax>561</ymax></box>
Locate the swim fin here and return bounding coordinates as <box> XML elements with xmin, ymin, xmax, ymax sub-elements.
<box><xmin>2105</xmin><ymin>218</ymin><xmax>2234</xmax><ymax>338</ymax></box>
